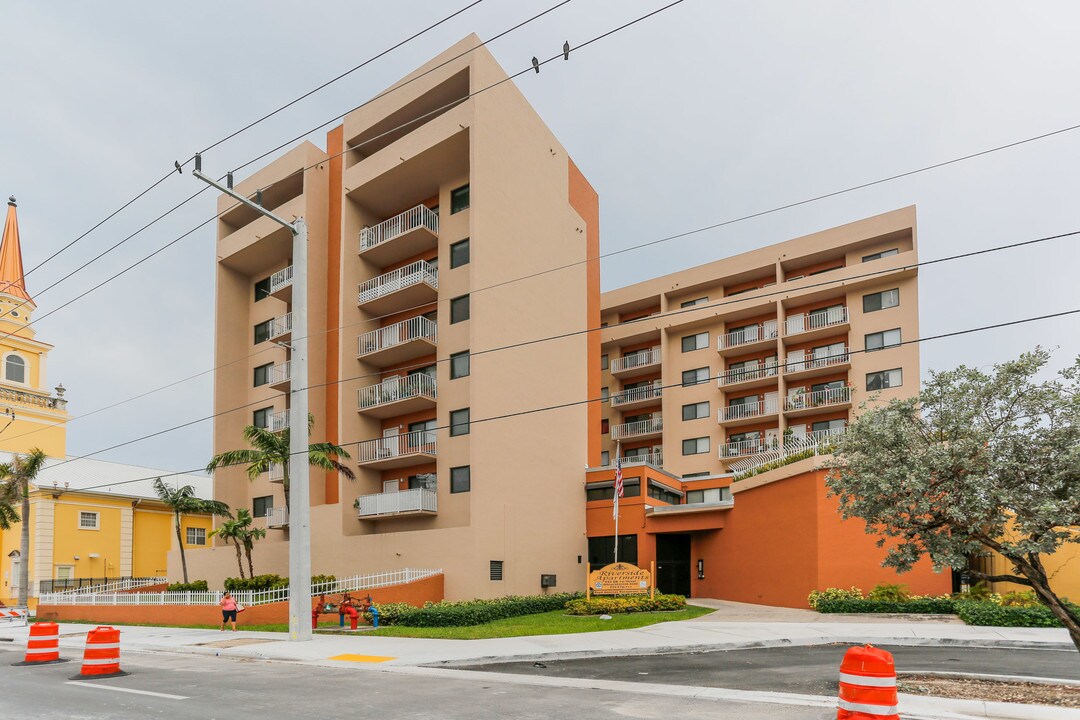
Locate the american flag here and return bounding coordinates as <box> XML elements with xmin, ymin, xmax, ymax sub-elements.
<box><xmin>612</xmin><ymin>454</ymin><xmax>623</xmax><ymax>519</ymax></box>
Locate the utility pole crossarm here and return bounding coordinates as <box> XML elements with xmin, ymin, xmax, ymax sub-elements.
<box><xmin>192</xmin><ymin>168</ymin><xmax>295</xmax><ymax>231</ymax></box>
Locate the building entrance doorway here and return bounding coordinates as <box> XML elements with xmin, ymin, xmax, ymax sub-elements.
<box><xmin>656</xmin><ymin>533</ymin><xmax>691</xmax><ymax>596</ymax></box>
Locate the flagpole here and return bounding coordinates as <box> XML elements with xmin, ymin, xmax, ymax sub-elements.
<box><xmin>614</xmin><ymin>441</ymin><xmax>621</xmax><ymax>565</ymax></box>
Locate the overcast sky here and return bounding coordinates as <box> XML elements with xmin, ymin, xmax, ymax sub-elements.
<box><xmin>3</xmin><ymin>1</ymin><xmax>1078</xmax><ymax>473</ymax></box>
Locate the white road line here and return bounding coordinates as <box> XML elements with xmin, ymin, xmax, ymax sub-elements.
<box><xmin>65</xmin><ymin>681</ymin><xmax>188</xmax><ymax>700</ymax></box>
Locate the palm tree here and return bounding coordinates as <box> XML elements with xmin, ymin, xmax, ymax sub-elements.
<box><xmin>205</xmin><ymin>416</ymin><xmax>356</xmax><ymax>511</ymax></box>
<box><xmin>210</xmin><ymin>515</ymin><xmax>247</xmax><ymax>579</ymax></box>
<box><xmin>0</xmin><ymin>449</ymin><xmax>48</xmax><ymax>606</ymax></box>
<box><xmin>152</xmin><ymin>478</ymin><xmax>231</xmax><ymax>584</ymax></box>
<box><xmin>234</xmin><ymin>509</ymin><xmax>266</xmax><ymax>578</ymax></box>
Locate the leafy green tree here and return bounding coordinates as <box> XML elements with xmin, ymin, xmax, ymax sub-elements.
<box><xmin>210</xmin><ymin>515</ymin><xmax>248</xmax><ymax>579</ymax></box>
<box><xmin>0</xmin><ymin>449</ymin><xmax>47</xmax><ymax>606</ymax></box>
<box><xmin>152</xmin><ymin>478</ymin><xmax>231</xmax><ymax>584</ymax></box>
<box><xmin>826</xmin><ymin>349</ymin><xmax>1080</xmax><ymax>651</ymax></box>
<box><xmin>205</xmin><ymin>416</ymin><xmax>356</xmax><ymax>510</ymax></box>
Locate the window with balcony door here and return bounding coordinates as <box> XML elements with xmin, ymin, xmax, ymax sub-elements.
<box><xmin>408</xmin><ymin>473</ymin><xmax>436</xmax><ymax>490</ymax></box>
<box><xmin>728</xmin><ymin>430</ymin><xmax>760</xmax><ymax>445</ymax></box>
<box><xmin>863</xmin><ymin>289</ymin><xmax>899</xmax><ymax>312</ymax></box>
<box><xmin>812</xmin><ymin>380</ymin><xmax>845</xmax><ymax>394</ymax></box>
<box><xmin>867</xmin><ymin>368</ymin><xmax>902</xmax><ymax>391</ymax></box>
<box><xmin>450</xmin><ymin>238</ymin><xmax>470</xmax><ymax>268</ymax></box>
<box><xmin>408</xmin><ymin>364</ymin><xmax>437</xmax><ymax>381</ymax></box>
<box><xmin>254</xmin><ymin>320</ymin><xmax>272</xmax><ymax>344</ymax></box>
<box><xmin>253</xmin><ymin>407</ymin><xmax>272</xmax><ymax>428</ymax></box>
<box><xmin>253</xmin><ymin>363</ymin><xmax>273</xmax><ymax>387</ymax></box>
<box><xmin>863</xmin><ymin>248</ymin><xmax>899</xmax><ymax>262</ymax></box>
<box><xmin>450</xmin><ymin>466</ymin><xmax>470</xmax><ymax>493</ymax></box>
<box><xmin>408</xmin><ymin>419</ymin><xmax>437</xmax><ymax>446</ymax></box>
<box><xmin>682</xmin><ymin>367</ymin><xmax>710</xmax><ymax>386</ymax></box>
<box><xmin>450</xmin><ymin>351</ymin><xmax>470</xmax><ymax>379</ymax></box>
<box><xmin>682</xmin><ymin>437</ymin><xmax>710</xmax><ymax>455</ymax></box>
<box><xmin>450</xmin><ymin>295</ymin><xmax>470</xmax><ymax>324</ymax></box>
<box><xmin>253</xmin><ymin>495</ymin><xmax>273</xmax><ymax>518</ymax></box>
<box><xmin>813</xmin><ymin>419</ymin><xmax>847</xmax><ymax>432</ymax></box>
<box><xmin>865</xmin><ymin>329</ymin><xmax>901</xmax><ymax>352</ymax></box>
<box><xmin>450</xmin><ymin>185</ymin><xmax>470</xmax><ymax>214</ymax></box>
<box><xmin>811</xmin><ymin>343</ymin><xmax>846</xmax><ymax>363</ymax></box>
<box><xmin>254</xmin><ymin>276</ymin><xmax>272</xmax><ymax>302</ymax></box>
<box><xmin>681</xmin><ymin>332</ymin><xmax>708</xmax><ymax>352</ymax></box>
<box><xmin>682</xmin><ymin>401</ymin><xmax>709</xmax><ymax>421</ymax></box>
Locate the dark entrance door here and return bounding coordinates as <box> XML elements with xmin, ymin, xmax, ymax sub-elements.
<box><xmin>655</xmin><ymin>533</ymin><xmax>692</xmax><ymax>596</ymax></box>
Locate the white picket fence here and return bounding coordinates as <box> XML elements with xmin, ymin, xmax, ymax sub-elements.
<box><xmin>46</xmin><ymin>576</ymin><xmax>167</xmax><ymax>597</ymax></box>
<box><xmin>37</xmin><ymin>568</ymin><xmax>442</xmax><ymax>606</ymax></box>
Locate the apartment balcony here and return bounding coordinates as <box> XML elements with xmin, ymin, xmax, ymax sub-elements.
<box><xmin>783</xmin><ymin>387</ymin><xmax>853</xmax><ymax>418</ymax></box>
<box><xmin>357</xmin><ymin>374</ymin><xmax>436</xmax><ymax>418</ymax></box>
<box><xmin>719</xmin><ymin>438</ymin><xmax>770</xmax><ymax>459</ymax></box>
<box><xmin>265</xmin><ymin>507</ymin><xmax>289</xmax><ymax>529</ymax></box>
<box><xmin>269</xmin><ymin>265</ymin><xmax>294</xmax><ymax>303</ymax></box>
<box><xmin>783</xmin><ymin>347</ymin><xmax>851</xmax><ymax>381</ymax></box>
<box><xmin>609</xmin><ymin>384</ymin><xmax>662</xmax><ymax>410</ymax></box>
<box><xmin>718</xmin><ymin>397</ymin><xmax>780</xmax><ymax>427</ymax></box>
<box><xmin>358</xmin><ymin>205</ymin><xmax>439</xmax><ymax>266</ymax></box>
<box><xmin>717</xmin><ymin>320</ymin><xmax>778</xmax><ymax>357</ymax></box>
<box><xmin>717</xmin><ymin>362</ymin><xmax>779</xmax><ymax>391</ymax></box>
<box><xmin>357</xmin><ymin>430</ymin><xmax>436</xmax><ymax>470</ymax></box>
<box><xmin>610</xmin><ymin>347</ymin><xmax>662</xmax><ymax>379</ymax></box>
<box><xmin>268</xmin><ymin>361</ymin><xmax>291</xmax><ymax>391</ymax></box>
<box><xmin>269</xmin><ymin>312</ymin><xmax>293</xmax><ymax>343</ymax></box>
<box><xmin>268</xmin><ymin>463</ymin><xmax>284</xmax><ymax>484</ymax></box>
<box><xmin>269</xmin><ymin>410</ymin><xmax>290</xmax><ymax>432</ymax></box>
<box><xmin>357</xmin><ymin>487</ymin><xmax>438</xmax><ymax>520</ymax></box>
<box><xmin>610</xmin><ymin>417</ymin><xmax>663</xmax><ymax>442</ymax></box>
<box><xmin>611</xmin><ymin>450</ymin><xmax>663</xmax><ymax>468</ymax></box>
<box><xmin>783</xmin><ymin>306</ymin><xmax>849</xmax><ymax>342</ymax></box>
<box><xmin>357</xmin><ymin>316</ymin><xmax>437</xmax><ymax>366</ymax></box>
<box><xmin>357</xmin><ymin>259</ymin><xmax>438</xmax><ymax>315</ymax></box>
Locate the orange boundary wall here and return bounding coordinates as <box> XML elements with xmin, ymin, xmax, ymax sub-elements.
<box><xmin>36</xmin><ymin>573</ymin><xmax>444</xmax><ymax>627</ymax></box>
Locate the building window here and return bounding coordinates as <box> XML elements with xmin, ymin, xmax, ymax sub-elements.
<box><xmin>867</xmin><ymin>368</ymin><xmax>902</xmax><ymax>391</ymax></box>
<box><xmin>681</xmin><ymin>297</ymin><xmax>708</xmax><ymax>308</ymax></box>
<box><xmin>588</xmin><ymin>535</ymin><xmax>638</xmax><ymax>566</ymax></box>
<box><xmin>812</xmin><ymin>419</ymin><xmax>847</xmax><ymax>433</ymax></box>
<box><xmin>450</xmin><ymin>295</ymin><xmax>470</xmax><ymax>324</ymax></box>
<box><xmin>254</xmin><ymin>320</ymin><xmax>272</xmax><ymax>344</ymax></box>
<box><xmin>681</xmin><ymin>332</ymin><xmax>708</xmax><ymax>352</ymax></box>
<box><xmin>682</xmin><ymin>367</ymin><xmax>710</xmax><ymax>386</ymax></box>
<box><xmin>451</xmin><ymin>185</ymin><xmax>470</xmax><ymax>214</ymax></box>
<box><xmin>450</xmin><ymin>408</ymin><xmax>470</xmax><ymax>437</ymax></box>
<box><xmin>408</xmin><ymin>473</ymin><xmax>436</xmax><ymax>490</ymax></box>
<box><xmin>863</xmin><ymin>288</ymin><xmax>899</xmax><ymax>313</ymax></box>
<box><xmin>450</xmin><ymin>238</ymin><xmax>470</xmax><ymax>268</ymax></box>
<box><xmin>450</xmin><ymin>351</ymin><xmax>470</xmax><ymax>379</ymax></box>
<box><xmin>601</xmin><ymin>419</ymin><xmax>610</xmax><ymax>435</ymax></box>
<box><xmin>600</xmin><ymin>451</ymin><xmax>610</xmax><ymax>466</ymax></box>
<box><xmin>186</xmin><ymin>527</ymin><xmax>207</xmax><ymax>546</ymax></box>
<box><xmin>253</xmin><ymin>407</ymin><xmax>273</xmax><ymax>428</ymax></box>
<box><xmin>600</xmin><ymin>354</ymin><xmax>609</xmax><ymax>371</ymax></box>
<box><xmin>863</xmin><ymin>248</ymin><xmax>899</xmax><ymax>263</ymax></box>
<box><xmin>450</xmin><ymin>466</ymin><xmax>470</xmax><ymax>494</ymax></box>
<box><xmin>253</xmin><ymin>363</ymin><xmax>273</xmax><ymax>387</ymax></box>
<box><xmin>600</xmin><ymin>387</ymin><xmax>609</xmax><ymax>402</ymax></box>
<box><xmin>4</xmin><ymin>354</ymin><xmax>26</xmax><ymax>384</ymax></box>
<box><xmin>865</xmin><ymin>328</ymin><xmax>901</xmax><ymax>352</ymax></box>
<box><xmin>648</xmin><ymin>485</ymin><xmax>682</xmax><ymax>504</ymax></box>
<box><xmin>687</xmin><ymin>487</ymin><xmax>730</xmax><ymax>504</ymax></box>
<box><xmin>682</xmin><ymin>437</ymin><xmax>710</xmax><ymax>455</ymax></box>
<box><xmin>683</xmin><ymin>471</ymin><xmax>710</xmax><ymax>479</ymax></box>
<box><xmin>254</xmin><ymin>277</ymin><xmax>272</xmax><ymax>302</ymax></box>
<box><xmin>253</xmin><ymin>495</ymin><xmax>274</xmax><ymax>518</ymax></box>
<box><xmin>586</xmin><ymin>479</ymin><xmax>640</xmax><ymax>501</ymax></box>
<box><xmin>78</xmin><ymin>511</ymin><xmax>99</xmax><ymax>530</ymax></box>
<box><xmin>682</xmin><ymin>401</ymin><xmax>709</xmax><ymax>421</ymax></box>
<box><xmin>489</xmin><ymin>560</ymin><xmax>503</xmax><ymax>581</ymax></box>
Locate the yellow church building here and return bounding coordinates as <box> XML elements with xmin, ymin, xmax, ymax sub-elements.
<box><xmin>0</xmin><ymin>197</ymin><xmax>215</xmax><ymax>607</ymax></box>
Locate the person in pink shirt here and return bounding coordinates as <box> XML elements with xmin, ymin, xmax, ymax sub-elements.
<box><xmin>219</xmin><ymin>591</ymin><xmax>238</xmax><ymax>631</ymax></box>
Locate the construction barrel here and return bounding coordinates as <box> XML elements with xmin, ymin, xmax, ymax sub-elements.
<box><xmin>837</xmin><ymin>644</ymin><xmax>900</xmax><ymax>719</ymax></box>
<box><xmin>77</xmin><ymin>626</ymin><xmax>124</xmax><ymax>678</ymax></box>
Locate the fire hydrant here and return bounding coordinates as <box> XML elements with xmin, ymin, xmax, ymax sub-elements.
<box><xmin>371</xmin><ymin>606</ymin><xmax>380</xmax><ymax>629</ymax></box>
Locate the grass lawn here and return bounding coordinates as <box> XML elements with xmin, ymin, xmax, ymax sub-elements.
<box><xmin>364</xmin><ymin>605</ymin><xmax>715</xmax><ymax>639</ymax></box>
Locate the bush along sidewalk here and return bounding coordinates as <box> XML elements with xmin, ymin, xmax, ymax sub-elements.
<box><xmin>564</xmin><ymin>594</ymin><xmax>686</xmax><ymax>616</ymax></box>
<box><xmin>166</xmin><ymin>580</ymin><xmax>208</xmax><ymax>592</ymax></box>
<box><xmin>956</xmin><ymin>600</ymin><xmax>1080</xmax><ymax>628</ymax></box>
<box><xmin>368</xmin><ymin>592</ymin><xmax>583</xmax><ymax>628</ymax></box>
<box><xmin>814</xmin><ymin>597</ymin><xmax>956</xmax><ymax>614</ymax></box>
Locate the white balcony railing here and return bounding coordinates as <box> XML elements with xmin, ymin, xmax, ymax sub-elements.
<box><xmin>612</xmin><ymin>450</ymin><xmax>663</xmax><ymax>467</ymax></box>
<box><xmin>268</xmin><ymin>361</ymin><xmax>291</xmax><ymax>385</ymax></box>
<box><xmin>269</xmin><ymin>313</ymin><xmax>293</xmax><ymax>340</ymax></box>
<box><xmin>784</xmin><ymin>306</ymin><xmax>849</xmax><ymax>336</ymax></box>
<box><xmin>357</xmin><ymin>430</ymin><xmax>437</xmax><ymax>463</ymax></box>
<box><xmin>783</xmin><ymin>386</ymin><xmax>853</xmax><ymax>412</ymax></box>
<box><xmin>358</xmin><ymin>316</ymin><xmax>437</xmax><ymax>357</ymax></box>
<box><xmin>359</xmin><ymin>205</ymin><xmax>439</xmax><ymax>253</ymax></box>
<box><xmin>718</xmin><ymin>320</ymin><xmax>778</xmax><ymax>350</ymax></box>
<box><xmin>358</xmin><ymin>374</ymin><xmax>436</xmax><ymax>411</ymax></box>
<box><xmin>717</xmin><ymin>361</ymin><xmax>779</xmax><ymax>386</ymax></box>
<box><xmin>269</xmin><ymin>265</ymin><xmax>294</xmax><ymax>295</ymax></box>
<box><xmin>611</xmin><ymin>347</ymin><xmax>661</xmax><ymax>374</ymax></box>
<box><xmin>610</xmin><ymin>384</ymin><xmax>662</xmax><ymax>408</ymax></box>
<box><xmin>719</xmin><ymin>397</ymin><xmax>780</xmax><ymax>422</ymax></box>
<box><xmin>357</xmin><ymin>488</ymin><xmax>438</xmax><ymax>518</ymax></box>
<box><xmin>268</xmin><ymin>463</ymin><xmax>285</xmax><ymax>483</ymax></box>
<box><xmin>610</xmin><ymin>417</ymin><xmax>663</xmax><ymax>441</ymax></box>
<box><xmin>785</xmin><ymin>347</ymin><xmax>850</xmax><ymax>374</ymax></box>
<box><xmin>719</xmin><ymin>438</ymin><xmax>768</xmax><ymax>458</ymax></box>
<box><xmin>266</xmin><ymin>507</ymin><xmax>289</xmax><ymax>528</ymax></box>
<box><xmin>728</xmin><ymin>427</ymin><xmax>846</xmax><ymax>476</ymax></box>
<box><xmin>269</xmin><ymin>410</ymin><xmax>290</xmax><ymax>432</ymax></box>
<box><xmin>358</xmin><ymin>259</ymin><xmax>438</xmax><ymax>305</ymax></box>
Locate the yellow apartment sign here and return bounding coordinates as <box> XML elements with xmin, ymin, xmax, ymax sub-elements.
<box><xmin>587</xmin><ymin>562</ymin><xmax>653</xmax><ymax>597</ymax></box>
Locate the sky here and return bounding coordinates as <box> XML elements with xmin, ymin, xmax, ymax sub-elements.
<box><xmin>2</xmin><ymin>1</ymin><xmax>1078</xmax><ymax>473</ymax></box>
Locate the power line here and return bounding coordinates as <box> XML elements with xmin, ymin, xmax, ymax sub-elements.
<box><xmin>61</xmin><ymin>306</ymin><xmax>1080</xmax><ymax>494</ymax></box>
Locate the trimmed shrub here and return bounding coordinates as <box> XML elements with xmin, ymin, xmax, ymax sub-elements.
<box><xmin>952</xmin><ymin>581</ymin><xmax>995</xmax><ymax>602</ymax></box>
<box><xmin>815</xmin><ymin>597</ymin><xmax>956</xmax><ymax>614</ymax></box>
<box><xmin>808</xmin><ymin>587</ymin><xmax>863</xmax><ymax>610</ymax></box>
<box><xmin>999</xmin><ymin>591</ymin><xmax>1040</xmax><ymax>608</ymax></box>
<box><xmin>167</xmin><ymin>580</ymin><xmax>208</xmax><ymax>592</ymax></box>
<box><xmin>867</xmin><ymin>583</ymin><xmax>910</xmax><ymax>603</ymax></box>
<box><xmin>224</xmin><ymin>574</ymin><xmax>289</xmax><ymax>592</ymax></box>
<box><xmin>367</xmin><ymin>592</ymin><xmax>583</xmax><ymax>627</ymax></box>
<box><xmin>311</xmin><ymin>574</ymin><xmax>337</xmax><ymax>587</ymax></box>
<box><xmin>564</xmin><ymin>594</ymin><xmax>686</xmax><ymax>616</ymax></box>
<box><xmin>955</xmin><ymin>600</ymin><xmax>1080</xmax><ymax>628</ymax></box>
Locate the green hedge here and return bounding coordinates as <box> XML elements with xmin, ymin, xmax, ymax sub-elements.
<box><xmin>955</xmin><ymin>600</ymin><xmax>1079</xmax><ymax>628</ymax></box>
<box><xmin>368</xmin><ymin>592</ymin><xmax>583</xmax><ymax>627</ymax></box>
<box><xmin>815</xmin><ymin>598</ymin><xmax>956</xmax><ymax>614</ymax></box>
<box><xmin>167</xmin><ymin>580</ymin><xmax>208</xmax><ymax>592</ymax></box>
<box><xmin>565</xmin><ymin>594</ymin><xmax>686</xmax><ymax>616</ymax></box>
<box><xmin>224</xmin><ymin>574</ymin><xmax>289</xmax><ymax>592</ymax></box>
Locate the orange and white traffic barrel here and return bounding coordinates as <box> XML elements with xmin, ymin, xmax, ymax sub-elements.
<box><xmin>76</xmin><ymin>626</ymin><xmax>126</xmax><ymax>678</ymax></box>
<box><xmin>837</xmin><ymin>644</ymin><xmax>899</xmax><ymax>719</ymax></box>
<box><xmin>11</xmin><ymin>622</ymin><xmax>64</xmax><ymax>666</ymax></box>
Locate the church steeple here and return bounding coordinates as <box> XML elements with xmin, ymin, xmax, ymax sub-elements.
<box><xmin>0</xmin><ymin>196</ymin><xmax>32</xmax><ymax>303</ymax></box>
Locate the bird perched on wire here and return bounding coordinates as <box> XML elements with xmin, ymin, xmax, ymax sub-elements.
<box><xmin>174</xmin><ymin>161</ymin><xmax>182</xmax><ymax>174</ymax></box>
<box><xmin>532</xmin><ymin>57</ymin><xmax>540</xmax><ymax>74</ymax></box>
<box><xmin>563</xmin><ymin>41</ymin><xmax>570</xmax><ymax>60</ymax></box>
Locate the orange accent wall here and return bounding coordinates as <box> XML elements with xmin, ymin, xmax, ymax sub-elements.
<box><xmin>325</xmin><ymin>125</ymin><xmax>344</xmax><ymax>505</ymax></box>
<box><xmin>568</xmin><ymin>158</ymin><xmax>601</xmax><ymax>466</ymax></box>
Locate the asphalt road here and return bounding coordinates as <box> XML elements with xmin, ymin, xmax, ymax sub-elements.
<box><xmin>461</xmin><ymin>644</ymin><xmax>1080</xmax><ymax>696</ymax></box>
<box><xmin>0</xmin><ymin>645</ymin><xmax>833</xmax><ymax>720</ymax></box>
